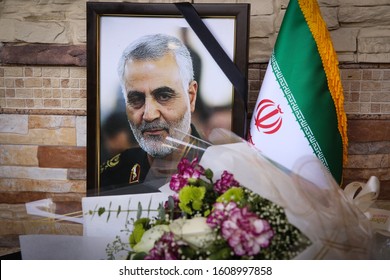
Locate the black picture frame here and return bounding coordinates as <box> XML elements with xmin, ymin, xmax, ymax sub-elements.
<box><xmin>87</xmin><ymin>2</ymin><xmax>249</xmax><ymax>195</ymax></box>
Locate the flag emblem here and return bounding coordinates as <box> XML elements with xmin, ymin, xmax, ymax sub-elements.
<box><xmin>255</xmin><ymin>99</ymin><xmax>283</xmax><ymax>134</ymax></box>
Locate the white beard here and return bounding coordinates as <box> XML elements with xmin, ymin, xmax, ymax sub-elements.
<box><xmin>129</xmin><ymin>109</ymin><xmax>191</xmax><ymax>158</ymax></box>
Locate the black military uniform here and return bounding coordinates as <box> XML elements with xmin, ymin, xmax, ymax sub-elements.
<box><xmin>100</xmin><ymin>124</ymin><xmax>203</xmax><ymax>191</ymax></box>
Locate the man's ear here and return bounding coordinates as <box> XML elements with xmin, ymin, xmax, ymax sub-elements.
<box><xmin>188</xmin><ymin>81</ymin><xmax>198</xmax><ymax>113</ymax></box>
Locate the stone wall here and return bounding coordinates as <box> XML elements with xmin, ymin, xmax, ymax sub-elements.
<box><xmin>0</xmin><ymin>0</ymin><xmax>390</xmax><ymax>255</ymax></box>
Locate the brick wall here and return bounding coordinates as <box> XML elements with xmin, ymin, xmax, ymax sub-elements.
<box><xmin>0</xmin><ymin>66</ymin><xmax>86</xmax><ymax>110</ymax></box>
<box><xmin>0</xmin><ymin>0</ymin><xmax>390</xmax><ymax>255</ymax></box>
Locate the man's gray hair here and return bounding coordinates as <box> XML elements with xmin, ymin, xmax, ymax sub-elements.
<box><xmin>118</xmin><ymin>33</ymin><xmax>194</xmax><ymax>96</ymax></box>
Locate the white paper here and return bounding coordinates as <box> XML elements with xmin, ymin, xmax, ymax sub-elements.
<box><xmin>82</xmin><ymin>192</ymin><xmax>171</xmax><ymax>240</ymax></box>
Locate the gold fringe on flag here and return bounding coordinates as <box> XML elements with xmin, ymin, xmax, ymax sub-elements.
<box><xmin>298</xmin><ymin>0</ymin><xmax>348</xmax><ymax>165</ymax></box>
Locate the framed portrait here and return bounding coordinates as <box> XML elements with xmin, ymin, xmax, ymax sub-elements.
<box><xmin>87</xmin><ymin>2</ymin><xmax>249</xmax><ymax>195</ymax></box>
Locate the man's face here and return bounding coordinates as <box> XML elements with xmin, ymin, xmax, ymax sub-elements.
<box><xmin>123</xmin><ymin>53</ymin><xmax>197</xmax><ymax>158</ymax></box>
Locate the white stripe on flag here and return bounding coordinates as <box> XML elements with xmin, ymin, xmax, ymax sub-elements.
<box><xmin>249</xmin><ymin>56</ymin><xmax>331</xmax><ymax>188</ymax></box>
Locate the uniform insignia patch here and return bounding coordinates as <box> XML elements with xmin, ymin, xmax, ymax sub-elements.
<box><xmin>129</xmin><ymin>163</ymin><xmax>141</xmax><ymax>184</ymax></box>
<box><xmin>107</xmin><ymin>154</ymin><xmax>120</xmax><ymax>167</ymax></box>
<box><xmin>100</xmin><ymin>154</ymin><xmax>120</xmax><ymax>173</ymax></box>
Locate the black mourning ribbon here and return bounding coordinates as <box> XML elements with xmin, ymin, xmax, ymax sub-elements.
<box><xmin>175</xmin><ymin>2</ymin><xmax>247</xmax><ymax>111</ymax></box>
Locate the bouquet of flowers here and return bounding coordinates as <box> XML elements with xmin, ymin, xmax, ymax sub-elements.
<box><xmin>106</xmin><ymin>156</ymin><xmax>310</xmax><ymax>260</ymax></box>
<box><xmin>18</xmin><ymin>132</ymin><xmax>381</xmax><ymax>260</ymax></box>
<box><xmin>89</xmin><ymin>130</ymin><xmax>372</xmax><ymax>260</ymax></box>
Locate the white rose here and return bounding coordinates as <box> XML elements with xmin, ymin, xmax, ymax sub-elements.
<box><xmin>170</xmin><ymin>217</ymin><xmax>216</xmax><ymax>249</ymax></box>
<box><xmin>132</xmin><ymin>225</ymin><xmax>170</xmax><ymax>253</ymax></box>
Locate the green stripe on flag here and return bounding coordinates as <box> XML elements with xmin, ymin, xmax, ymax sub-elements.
<box><xmin>273</xmin><ymin>0</ymin><xmax>343</xmax><ymax>183</ymax></box>
<box><xmin>271</xmin><ymin>53</ymin><xmax>330</xmax><ymax>171</ymax></box>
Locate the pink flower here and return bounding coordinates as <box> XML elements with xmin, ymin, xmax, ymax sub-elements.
<box><xmin>206</xmin><ymin>202</ymin><xmax>237</xmax><ymax>228</ymax></box>
<box><xmin>169</xmin><ymin>158</ymin><xmax>205</xmax><ymax>192</ymax></box>
<box><xmin>178</xmin><ymin>157</ymin><xmax>204</xmax><ymax>179</ymax></box>
<box><xmin>221</xmin><ymin>206</ymin><xmax>274</xmax><ymax>256</ymax></box>
<box><xmin>169</xmin><ymin>174</ymin><xmax>188</xmax><ymax>192</ymax></box>
<box><xmin>145</xmin><ymin>232</ymin><xmax>183</xmax><ymax>260</ymax></box>
<box><xmin>214</xmin><ymin>171</ymin><xmax>239</xmax><ymax>194</ymax></box>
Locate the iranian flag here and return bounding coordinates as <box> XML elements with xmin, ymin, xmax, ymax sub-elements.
<box><xmin>248</xmin><ymin>0</ymin><xmax>348</xmax><ymax>185</ymax></box>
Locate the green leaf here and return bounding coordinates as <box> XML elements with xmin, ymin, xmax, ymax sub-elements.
<box><xmin>158</xmin><ymin>203</ymin><xmax>166</xmax><ymax>222</ymax></box>
<box><xmin>179</xmin><ymin>246</ymin><xmax>197</xmax><ymax>259</ymax></box>
<box><xmin>168</xmin><ymin>196</ymin><xmax>175</xmax><ymax>210</ymax></box>
<box><xmin>167</xmin><ymin>196</ymin><xmax>175</xmax><ymax>219</ymax></box>
<box><xmin>97</xmin><ymin>207</ymin><xmax>105</xmax><ymax>216</ymax></box>
<box><xmin>106</xmin><ymin>202</ymin><xmax>112</xmax><ymax>222</ymax></box>
<box><xmin>130</xmin><ymin>252</ymin><xmax>147</xmax><ymax>260</ymax></box>
<box><xmin>208</xmin><ymin>247</ymin><xmax>233</xmax><ymax>260</ymax></box>
<box><xmin>129</xmin><ymin>224</ymin><xmax>145</xmax><ymax>248</ymax></box>
<box><xmin>136</xmin><ymin>202</ymin><xmax>142</xmax><ymax>220</ymax></box>
<box><xmin>116</xmin><ymin>205</ymin><xmax>121</xmax><ymax>218</ymax></box>
<box><xmin>126</xmin><ymin>199</ymin><xmax>131</xmax><ymax>222</ymax></box>
<box><xmin>204</xmin><ymin>168</ymin><xmax>214</xmax><ymax>181</ymax></box>
<box><xmin>91</xmin><ymin>205</ymin><xmax>98</xmax><ymax>218</ymax></box>
<box><xmin>147</xmin><ymin>197</ymin><xmax>152</xmax><ymax>217</ymax></box>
